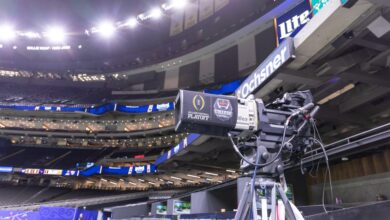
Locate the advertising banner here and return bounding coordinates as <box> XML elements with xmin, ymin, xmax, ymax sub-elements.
<box><xmin>62</xmin><ymin>170</ymin><xmax>79</xmax><ymax>176</ymax></box>
<box><xmin>274</xmin><ymin>0</ymin><xmax>312</xmax><ymax>45</ymax></box>
<box><xmin>235</xmin><ymin>38</ymin><xmax>295</xmax><ymax>99</ymax></box>
<box><xmin>43</xmin><ymin>169</ymin><xmax>63</xmax><ymax>176</ymax></box>
<box><xmin>173</xmin><ymin>200</ymin><xmax>191</xmax><ymax>214</ymax></box>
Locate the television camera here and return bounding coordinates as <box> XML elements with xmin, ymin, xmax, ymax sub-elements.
<box><xmin>175</xmin><ymin>89</ymin><xmax>320</xmax><ymax>220</ymax></box>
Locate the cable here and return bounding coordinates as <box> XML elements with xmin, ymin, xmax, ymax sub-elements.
<box><xmin>312</xmin><ymin>136</ymin><xmax>334</xmax><ymax>214</ymax></box>
<box><xmin>227</xmin><ymin>113</ymin><xmax>295</xmax><ymax>169</ymax></box>
<box><xmin>250</xmin><ymin>145</ymin><xmax>261</xmax><ymax>219</ymax></box>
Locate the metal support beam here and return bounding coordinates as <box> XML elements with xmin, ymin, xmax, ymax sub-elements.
<box><xmin>339</xmin><ymin>86</ymin><xmax>390</xmax><ymax>113</ymax></box>
<box><xmin>300</xmin><ymin>124</ymin><xmax>390</xmax><ymax>165</ymax></box>
<box><xmin>318</xmin><ymin>106</ymin><xmax>368</xmax><ymax>126</ymax></box>
<box><xmin>353</xmin><ymin>38</ymin><xmax>389</xmax><ymax>52</ymax></box>
<box><xmin>341</xmin><ymin>69</ymin><xmax>390</xmax><ymax>87</ymax></box>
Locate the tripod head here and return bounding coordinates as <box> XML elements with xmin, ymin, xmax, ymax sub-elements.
<box><xmin>229</xmin><ymin>90</ymin><xmax>318</xmax><ymax>177</ymax></box>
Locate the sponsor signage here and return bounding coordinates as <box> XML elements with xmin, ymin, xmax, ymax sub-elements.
<box><xmin>235</xmin><ymin>38</ymin><xmax>295</xmax><ymax>99</ymax></box>
<box><xmin>134</xmin><ymin>166</ymin><xmax>145</xmax><ymax>174</ymax></box>
<box><xmin>274</xmin><ymin>0</ymin><xmax>312</xmax><ymax>45</ymax></box>
<box><xmin>156</xmin><ymin>103</ymin><xmax>171</xmax><ymax>111</ymax></box>
<box><xmin>43</xmin><ymin>169</ymin><xmax>63</xmax><ymax>176</ymax></box>
<box><xmin>22</xmin><ymin>168</ymin><xmax>42</xmax><ymax>175</ymax></box>
<box><xmin>62</xmin><ymin>170</ymin><xmax>79</xmax><ymax>176</ymax></box>
<box><xmin>311</xmin><ymin>0</ymin><xmax>331</xmax><ymax>14</ymax></box>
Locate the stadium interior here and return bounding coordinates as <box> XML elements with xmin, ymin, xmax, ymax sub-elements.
<box><xmin>0</xmin><ymin>0</ymin><xmax>390</xmax><ymax>219</ymax></box>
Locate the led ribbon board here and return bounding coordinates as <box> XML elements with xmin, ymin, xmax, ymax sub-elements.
<box><xmin>235</xmin><ymin>37</ymin><xmax>295</xmax><ymax>99</ymax></box>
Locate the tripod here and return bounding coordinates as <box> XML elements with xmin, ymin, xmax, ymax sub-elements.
<box><xmin>234</xmin><ymin>175</ymin><xmax>304</xmax><ymax>220</ymax></box>
<box><xmin>230</xmin><ymin>128</ymin><xmax>310</xmax><ymax>220</ymax></box>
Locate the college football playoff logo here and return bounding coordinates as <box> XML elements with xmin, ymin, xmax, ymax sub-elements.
<box><xmin>192</xmin><ymin>95</ymin><xmax>205</xmax><ymax>111</ymax></box>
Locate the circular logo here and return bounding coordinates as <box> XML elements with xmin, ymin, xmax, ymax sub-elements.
<box><xmin>213</xmin><ymin>98</ymin><xmax>233</xmax><ymax>121</ymax></box>
<box><xmin>192</xmin><ymin>95</ymin><xmax>205</xmax><ymax>111</ymax></box>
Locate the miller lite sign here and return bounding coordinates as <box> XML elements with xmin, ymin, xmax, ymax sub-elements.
<box><xmin>275</xmin><ymin>0</ymin><xmax>312</xmax><ymax>45</ymax></box>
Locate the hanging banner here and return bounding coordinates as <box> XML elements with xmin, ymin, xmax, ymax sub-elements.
<box><xmin>199</xmin><ymin>0</ymin><xmax>214</xmax><ymax>21</ymax></box>
<box><xmin>170</xmin><ymin>10</ymin><xmax>184</xmax><ymax>36</ymax></box>
<box><xmin>184</xmin><ymin>0</ymin><xmax>199</xmax><ymax>30</ymax></box>
<box><xmin>214</xmin><ymin>0</ymin><xmax>229</xmax><ymax>12</ymax></box>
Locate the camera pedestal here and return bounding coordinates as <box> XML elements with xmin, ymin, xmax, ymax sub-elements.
<box><xmin>235</xmin><ymin>177</ymin><xmax>304</xmax><ymax>220</ymax></box>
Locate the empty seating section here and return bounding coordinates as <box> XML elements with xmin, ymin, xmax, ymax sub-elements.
<box><xmin>0</xmin><ymin>83</ymin><xmax>111</xmax><ymax>104</ymax></box>
<box><xmin>0</xmin><ymin>186</ymin><xmax>125</xmax><ymax>207</ymax></box>
<box><xmin>0</xmin><ymin>147</ymin><xmax>107</xmax><ymax>169</ymax></box>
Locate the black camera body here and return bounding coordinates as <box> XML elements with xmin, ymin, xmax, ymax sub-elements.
<box><xmin>175</xmin><ymin>89</ymin><xmax>316</xmax><ymax>174</ymax></box>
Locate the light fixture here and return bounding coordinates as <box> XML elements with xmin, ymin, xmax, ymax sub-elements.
<box><xmin>128</xmin><ymin>181</ymin><xmax>136</xmax><ymax>185</ymax></box>
<box><xmin>226</xmin><ymin>169</ymin><xmax>236</xmax><ymax>173</ymax></box>
<box><xmin>22</xmin><ymin>32</ymin><xmax>41</xmax><ymax>39</ymax></box>
<box><xmin>44</xmin><ymin>27</ymin><xmax>66</xmax><ymax>43</ymax></box>
<box><xmin>317</xmin><ymin>83</ymin><xmax>355</xmax><ymax>105</ymax></box>
<box><xmin>204</xmin><ymin>172</ymin><xmax>218</xmax><ymax>176</ymax></box>
<box><xmin>148</xmin><ymin>181</ymin><xmax>156</xmax><ymax>185</ymax></box>
<box><xmin>150</xmin><ymin>8</ymin><xmax>163</xmax><ymax>19</ymax></box>
<box><xmin>98</xmin><ymin>21</ymin><xmax>116</xmax><ymax>38</ymax></box>
<box><xmin>109</xmin><ymin>181</ymin><xmax>117</xmax><ymax>185</ymax></box>
<box><xmin>138</xmin><ymin>178</ymin><xmax>145</xmax><ymax>182</ymax></box>
<box><xmin>170</xmin><ymin>0</ymin><xmax>187</xmax><ymax>9</ymax></box>
<box><xmin>126</xmin><ymin>18</ymin><xmax>138</xmax><ymax>28</ymax></box>
<box><xmin>0</xmin><ymin>25</ymin><xmax>16</xmax><ymax>42</ymax></box>
<box><xmin>170</xmin><ymin>176</ymin><xmax>182</xmax><ymax>180</ymax></box>
<box><xmin>101</xmin><ymin>178</ymin><xmax>107</xmax><ymax>182</ymax></box>
<box><xmin>187</xmin><ymin>174</ymin><xmax>201</xmax><ymax>179</ymax></box>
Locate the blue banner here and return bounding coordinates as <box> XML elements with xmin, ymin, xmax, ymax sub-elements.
<box><xmin>155</xmin><ymin>134</ymin><xmax>200</xmax><ymax>165</ymax></box>
<box><xmin>39</xmin><ymin>207</ymin><xmax>98</xmax><ymax>220</ymax></box>
<box><xmin>79</xmin><ymin>165</ymin><xmax>103</xmax><ymax>176</ymax></box>
<box><xmin>0</xmin><ymin>102</ymin><xmax>174</xmax><ymax>115</ymax></box>
<box><xmin>0</xmin><ymin>210</ymin><xmax>40</xmax><ymax>220</ymax></box>
<box><xmin>204</xmin><ymin>79</ymin><xmax>242</xmax><ymax>95</ymax></box>
<box><xmin>128</xmin><ymin>164</ymin><xmax>156</xmax><ymax>175</ymax></box>
<box><xmin>0</xmin><ymin>166</ymin><xmax>13</xmax><ymax>173</ymax></box>
<box><xmin>102</xmin><ymin>166</ymin><xmax>129</xmax><ymax>175</ymax></box>
<box><xmin>62</xmin><ymin>169</ymin><xmax>80</xmax><ymax>176</ymax></box>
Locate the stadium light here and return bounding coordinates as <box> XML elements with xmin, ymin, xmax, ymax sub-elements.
<box><xmin>204</xmin><ymin>172</ymin><xmax>218</xmax><ymax>176</ymax></box>
<box><xmin>170</xmin><ymin>0</ymin><xmax>187</xmax><ymax>9</ymax></box>
<box><xmin>98</xmin><ymin>21</ymin><xmax>116</xmax><ymax>38</ymax></box>
<box><xmin>150</xmin><ymin>8</ymin><xmax>163</xmax><ymax>19</ymax></box>
<box><xmin>44</xmin><ymin>27</ymin><xmax>66</xmax><ymax>43</ymax></box>
<box><xmin>0</xmin><ymin>25</ymin><xmax>16</xmax><ymax>42</ymax></box>
<box><xmin>187</xmin><ymin>174</ymin><xmax>201</xmax><ymax>179</ymax></box>
<box><xmin>170</xmin><ymin>176</ymin><xmax>182</xmax><ymax>180</ymax></box>
<box><xmin>126</xmin><ymin>18</ymin><xmax>138</xmax><ymax>28</ymax></box>
<box><xmin>22</xmin><ymin>32</ymin><xmax>41</xmax><ymax>39</ymax></box>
